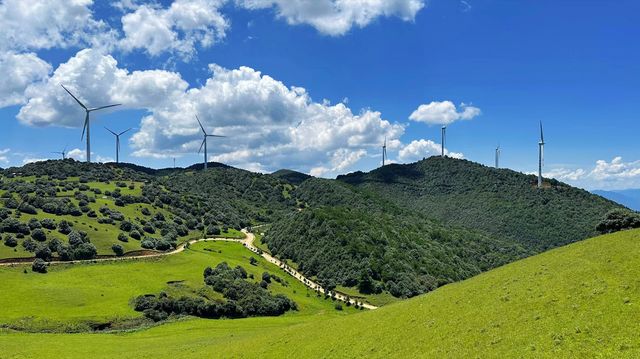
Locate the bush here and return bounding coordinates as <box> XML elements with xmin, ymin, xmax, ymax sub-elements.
<box><xmin>28</xmin><ymin>218</ymin><xmax>41</xmax><ymax>230</ymax></box>
<box><xmin>72</xmin><ymin>243</ymin><xmax>97</xmax><ymax>260</ymax></box>
<box><xmin>31</xmin><ymin>228</ymin><xmax>47</xmax><ymax>242</ymax></box>
<box><xmin>141</xmin><ymin>207</ymin><xmax>151</xmax><ymax>216</ymax></box>
<box><xmin>334</xmin><ymin>303</ymin><xmax>343</xmax><ymax>311</ymax></box>
<box><xmin>119</xmin><ymin>221</ymin><xmax>133</xmax><ymax>232</ymax></box>
<box><xmin>249</xmin><ymin>257</ymin><xmax>258</xmax><ymax>266</ymax></box>
<box><xmin>130</xmin><ymin>230</ymin><xmax>141</xmax><ymax>240</ymax></box>
<box><xmin>22</xmin><ymin>238</ymin><xmax>38</xmax><ymax>252</ymax></box>
<box><xmin>112</xmin><ymin>244</ymin><xmax>124</xmax><ymax>256</ymax></box>
<box><xmin>57</xmin><ymin>220</ymin><xmax>73</xmax><ymax>235</ymax></box>
<box><xmin>41</xmin><ymin>218</ymin><xmax>56</xmax><ymax>230</ymax></box>
<box><xmin>35</xmin><ymin>245</ymin><xmax>52</xmax><ymax>261</ymax></box>
<box><xmin>597</xmin><ymin>209</ymin><xmax>640</xmax><ymax>234</ymax></box>
<box><xmin>117</xmin><ymin>233</ymin><xmax>129</xmax><ymax>242</ymax></box>
<box><xmin>32</xmin><ymin>258</ymin><xmax>47</xmax><ymax>273</ymax></box>
<box><xmin>206</xmin><ymin>225</ymin><xmax>221</xmax><ymax>236</ymax></box>
<box><xmin>3</xmin><ymin>234</ymin><xmax>17</xmax><ymax>247</ymax></box>
<box><xmin>262</xmin><ymin>272</ymin><xmax>271</xmax><ymax>283</ymax></box>
<box><xmin>141</xmin><ymin>238</ymin><xmax>156</xmax><ymax>249</ymax></box>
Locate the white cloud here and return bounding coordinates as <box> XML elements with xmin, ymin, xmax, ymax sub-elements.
<box><xmin>236</xmin><ymin>0</ymin><xmax>425</xmax><ymax>36</ymax></box>
<box><xmin>0</xmin><ymin>53</ymin><xmax>52</xmax><ymax>107</ymax></box>
<box><xmin>543</xmin><ymin>157</ymin><xmax>640</xmax><ymax>190</ymax></box>
<box><xmin>398</xmin><ymin>139</ymin><xmax>463</xmax><ymax>162</ymax></box>
<box><xmin>22</xmin><ymin>157</ymin><xmax>48</xmax><ymax>165</ymax></box>
<box><xmin>67</xmin><ymin>148</ymin><xmax>86</xmax><ymax>161</ymax></box>
<box><xmin>0</xmin><ymin>149</ymin><xmax>10</xmax><ymax>164</ymax></box>
<box><xmin>119</xmin><ymin>0</ymin><xmax>229</xmax><ymax>59</ymax></box>
<box><xmin>0</xmin><ymin>0</ymin><xmax>115</xmax><ymax>53</ymax></box>
<box><xmin>409</xmin><ymin>101</ymin><xmax>481</xmax><ymax>125</ymax></box>
<box><xmin>16</xmin><ymin>49</ymin><xmax>403</xmax><ymax>177</ymax></box>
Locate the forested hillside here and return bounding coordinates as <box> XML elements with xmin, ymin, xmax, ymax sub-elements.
<box><xmin>338</xmin><ymin>157</ymin><xmax>620</xmax><ymax>251</ymax></box>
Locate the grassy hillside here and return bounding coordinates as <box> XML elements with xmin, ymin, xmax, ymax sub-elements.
<box><xmin>0</xmin><ymin>160</ymin><xmax>291</xmax><ymax>260</ymax></box>
<box><xmin>2</xmin><ymin>229</ymin><xmax>638</xmax><ymax>358</ymax></box>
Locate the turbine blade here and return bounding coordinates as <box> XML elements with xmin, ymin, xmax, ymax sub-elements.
<box><xmin>60</xmin><ymin>84</ymin><xmax>87</xmax><ymax>110</ymax></box>
<box><xmin>207</xmin><ymin>134</ymin><xmax>226</xmax><ymax>138</ymax></box>
<box><xmin>198</xmin><ymin>138</ymin><xmax>206</xmax><ymax>154</ymax></box>
<box><xmin>80</xmin><ymin>114</ymin><xmax>89</xmax><ymax>141</ymax></box>
<box><xmin>540</xmin><ymin>121</ymin><xmax>544</xmax><ymax>143</ymax></box>
<box><xmin>104</xmin><ymin>127</ymin><xmax>117</xmax><ymax>136</ymax></box>
<box><xmin>119</xmin><ymin>128</ymin><xmax>132</xmax><ymax>136</ymax></box>
<box><xmin>91</xmin><ymin>104</ymin><xmax>121</xmax><ymax>111</ymax></box>
<box><xmin>195</xmin><ymin>115</ymin><xmax>206</xmax><ymax>135</ymax></box>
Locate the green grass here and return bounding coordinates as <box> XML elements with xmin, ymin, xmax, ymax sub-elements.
<box><xmin>1</xmin><ymin>229</ymin><xmax>639</xmax><ymax>357</ymax></box>
<box><xmin>0</xmin><ymin>241</ymin><xmax>354</xmax><ymax>333</ymax></box>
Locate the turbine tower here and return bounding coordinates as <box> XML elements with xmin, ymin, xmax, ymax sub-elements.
<box><xmin>104</xmin><ymin>127</ymin><xmax>132</xmax><ymax>163</ymax></box>
<box><xmin>441</xmin><ymin>125</ymin><xmax>447</xmax><ymax>157</ymax></box>
<box><xmin>382</xmin><ymin>137</ymin><xmax>387</xmax><ymax>166</ymax></box>
<box><xmin>538</xmin><ymin>122</ymin><xmax>545</xmax><ymax>188</ymax></box>
<box><xmin>495</xmin><ymin>145</ymin><xmax>501</xmax><ymax>168</ymax></box>
<box><xmin>196</xmin><ymin>115</ymin><xmax>226</xmax><ymax>170</ymax></box>
<box><xmin>61</xmin><ymin>85</ymin><xmax>121</xmax><ymax>163</ymax></box>
<box><xmin>52</xmin><ymin>146</ymin><xmax>67</xmax><ymax>160</ymax></box>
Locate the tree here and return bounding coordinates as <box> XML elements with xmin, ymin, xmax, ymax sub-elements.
<box><xmin>112</xmin><ymin>244</ymin><xmax>124</xmax><ymax>257</ymax></box>
<box><xmin>35</xmin><ymin>245</ymin><xmax>52</xmax><ymax>261</ymax></box>
<box><xmin>31</xmin><ymin>228</ymin><xmax>47</xmax><ymax>242</ymax></box>
<box><xmin>73</xmin><ymin>243</ymin><xmax>97</xmax><ymax>260</ymax></box>
<box><xmin>3</xmin><ymin>234</ymin><xmax>17</xmax><ymax>247</ymax></box>
<box><xmin>130</xmin><ymin>230</ymin><xmax>142</xmax><ymax>240</ymax></box>
<box><xmin>57</xmin><ymin>220</ymin><xmax>72</xmax><ymax>235</ymax></box>
<box><xmin>117</xmin><ymin>233</ymin><xmax>129</xmax><ymax>242</ymax></box>
<box><xmin>249</xmin><ymin>257</ymin><xmax>258</xmax><ymax>266</ymax></box>
<box><xmin>32</xmin><ymin>258</ymin><xmax>47</xmax><ymax>273</ymax></box>
<box><xmin>262</xmin><ymin>272</ymin><xmax>271</xmax><ymax>283</ymax></box>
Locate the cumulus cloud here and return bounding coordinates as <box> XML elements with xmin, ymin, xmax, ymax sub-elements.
<box><xmin>17</xmin><ymin>49</ymin><xmax>403</xmax><ymax>176</ymax></box>
<box><xmin>398</xmin><ymin>139</ymin><xmax>463</xmax><ymax>162</ymax></box>
<box><xmin>543</xmin><ymin>157</ymin><xmax>640</xmax><ymax>190</ymax></box>
<box><xmin>0</xmin><ymin>53</ymin><xmax>52</xmax><ymax>107</ymax></box>
<box><xmin>0</xmin><ymin>149</ymin><xmax>10</xmax><ymax>164</ymax></box>
<box><xmin>119</xmin><ymin>0</ymin><xmax>229</xmax><ymax>59</ymax></box>
<box><xmin>236</xmin><ymin>0</ymin><xmax>425</xmax><ymax>36</ymax></box>
<box><xmin>0</xmin><ymin>0</ymin><xmax>115</xmax><ymax>53</ymax></box>
<box><xmin>409</xmin><ymin>101</ymin><xmax>481</xmax><ymax>125</ymax></box>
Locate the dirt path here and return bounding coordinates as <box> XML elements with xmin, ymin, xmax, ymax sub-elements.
<box><xmin>241</xmin><ymin>230</ymin><xmax>378</xmax><ymax>310</ymax></box>
<box><xmin>0</xmin><ymin>229</ymin><xmax>378</xmax><ymax>309</ymax></box>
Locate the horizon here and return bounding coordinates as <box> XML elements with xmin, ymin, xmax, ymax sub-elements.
<box><xmin>1</xmin><ymin>0</ymin><xmax>639</xmax><ymax>190</ymax></box>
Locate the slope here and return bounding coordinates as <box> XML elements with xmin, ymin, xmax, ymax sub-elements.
<box><xmin>2</xmin><ymin>229</ymin><xmax>638</xmax><ymax>358</ymax></box>
<box><xmin>338</xmin><ymin>156</ymin><xmax>620</xmax><ymax>251</ymax></box>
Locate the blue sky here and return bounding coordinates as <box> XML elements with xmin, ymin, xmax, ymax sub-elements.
<box><xmin>1</xmin><ymin>0</ymin><xmax>639</xmax><ymax>189</ymax></box>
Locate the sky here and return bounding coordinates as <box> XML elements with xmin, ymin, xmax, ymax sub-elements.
<box><xmin>0</xmin><ymin>0</ymin><xmax>639</xmax><ymax>190</ymax></box>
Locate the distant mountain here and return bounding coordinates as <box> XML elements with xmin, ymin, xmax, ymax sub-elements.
<box><xmin>592</xmin><ymin>189</ymin><xmax>640</xmax><ymax>211</ymax></box>
<box><xmin>271</xmin><ymin>169</ymin><xmax>311</xmax><ymax>185</ymax></box>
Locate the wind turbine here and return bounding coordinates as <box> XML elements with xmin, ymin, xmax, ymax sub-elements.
<box><xmin>382</xmin><ymin>137</ymin><xmax>387</xmax><ymax>166</ymax></box>
<box><xmin>495</xmin><ymin>144</ymin><xmax>501</xmax><ymax>168</ymax></box>
<box><xmin>52</xmin><ymin>146</ymin><xmax>67</xmax><ymax>160</ymax></box>
<box><xmin>196</xmin><ymin>115</ymin><xmax>226</xmax><ymax>170</ymax></box>
<box><xmin>104</xmin><ymin>127</ymin><xmax>132</xmax><ymax>163</ymax></box>
<box><xmin>538</xmin><ymin>122</ymin><xmax>545</xmax><ymax>188</ymax></box>
<box><xmin>441</xmin><ymin>125</ymin><xmax>447</xmax><ymax>157</ymax></box>
<box><xmin>61</xmin><ymin>84</ymin><xmax>121</xmax><ymax>163</ymax></box>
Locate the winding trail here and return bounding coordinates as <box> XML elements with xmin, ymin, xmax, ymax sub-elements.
<box><xmin>0</xmin><ymin>229</ymin><xmax>378</xmax><ymax>310</ymax></box>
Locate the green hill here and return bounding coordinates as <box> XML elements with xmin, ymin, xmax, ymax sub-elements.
<box><xmin>338</xmin><ymin>157</ymin><xmax>619</xmax><ymax>251</ymax></box>
<box><xmin>2</xmin><ymin>229</ymin><xmax>637</xmax><ymax>358</ymax></box>
<box><xmin>262</xmin><ymin>157</ymin><xmax>620</xmax><ymax>301</ymax></box>
<box><xmin>271</xmin><ymin>169</ymin><xmax>312</xmax><ymax>185</ymax></box>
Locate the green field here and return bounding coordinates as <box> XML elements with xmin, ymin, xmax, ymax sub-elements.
<box><xmin>1</xmin><ymin>229</ymin><xmax>638</xmax><ymax>357</ymax></box>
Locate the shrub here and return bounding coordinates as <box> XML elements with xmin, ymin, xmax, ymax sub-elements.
<box><xmin>31</xmin><ymin>228</ymin><xmax>47</xmax><ymax>242</ymax></box>
<box><xmin>22</xmin><ymin>238</ymin><xmax>38</xmax><ymax>252</ymax></box>
<box><xmin>3</xmin><ymin>234</ymin><xmax>17</xmax><ymax>247</ymax></box>
<box><xmin>119</xmin><ymin>221</ymin><xmax>133</xmax><ymax>232</ymax></box>
<box><xmin>48</xmin><ymin>238</ymin><xmax>62</xmax><ymax>252</ymax></box>
<box><xmin>141</xmin><ymin>238</ymin><xmax>156</xmax><ymax>249</ymax></box>
<box><xmin>28</xmin><ymin>218</ymin><xmax>41</xmax><ymax>230</ymax></box>
<box><xmin>57</xmin><ymin>220</ymin><xmax>72</xmax><ymax>235</ymax></box>
<box><xmin>72</xmin><ymin>242</ymin><xmax>97</xmax><ymax>260</ymax></box>
<box><xmin>117</xmin><ymin>233</ymin><xmax>129</xmax><ymax>242</ymax></box>
<box><xmin>41</xmin><ymin>218</ymin><xmax>56</xmax><ymax>230</ymax></box>
<box><xmin>334</xmin><ymin>303</ymin><xmax>343</xmax><ymax>311</ymax></box>
<box><xmin>597</xmin><ymin>209</ymin><xmax>640</xmax><ymax>234</ymax></box>
<box><xmin>112</xmin><ymin>244</ymin><xmax>124</xmax><ymax>256</ymax></box>
<box><xmin>141</xmin><ymin>207</ymin><xmax>151</xmax><ymax>216</ymax></box>
<box><xmin>130</xmin><ymin>230</ymin><xmax>141</xmax><ymax>240</ymax></box>
<box><xmin>32</xmin><ymin>258</ymin><xmax>47</xmax><ymax>273</ymax></box>
<box><xmin>249</xmin><ymin>257</ymin><xmax>258</xmax><ymax>266</ymax></box>
<box><xmin>35</xmin><ymin>245</ymin><xmax>52</xmax><ymax>261</ymax></box>
<box><xmin>206</xmin><ymin>225</ymin><xmax>221</xmax><ymax>236</ymax></box>
<box><xmin>262</xmin><ymin>272</ymin><xmax>271</xmax><ymax>283</ymax></box>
